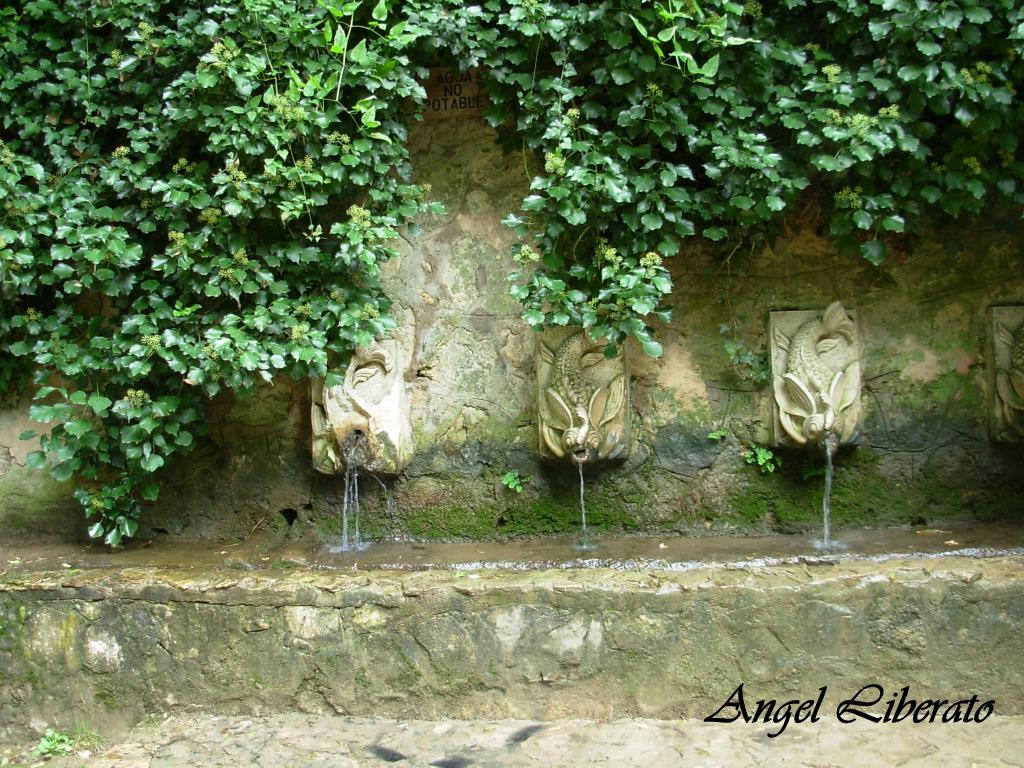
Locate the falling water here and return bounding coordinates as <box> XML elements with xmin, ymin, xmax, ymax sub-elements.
<box><xmin>338</xmin><ymin>436</ymin><xmax>366</xmax><ymax>552</ymax></box>
<box><xmin>821</xmin><ymin>432</ymin><xmax>836</xmax><ymax>552</ymax></box>
<box><xmin>352</xmin><ymin>461</ymin><xmax>361</xmax><ymax>548</ymax></box>
<box><xmin>576</xmin><ymin>460</ymin><xmax>594</xmax><ymax>551</ymax></box>
<box><xmin>367</xmin><ymin>472</ymin><xmax>395</xmax><ymax>518</ymax></box>
<box><xmin>339</xmin><ymin>461</ymin><xmax>354</xmax><ymax>551</ymax></box>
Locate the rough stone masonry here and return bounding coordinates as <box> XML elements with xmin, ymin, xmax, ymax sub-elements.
<box><xmin>2</xmin><ymin>555</ymin><xmax>1022</xmax><ymax>743</ymax></box>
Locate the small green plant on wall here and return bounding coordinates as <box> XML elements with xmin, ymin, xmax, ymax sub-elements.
<box><xmin>711</xmin><ymin>429</ymin><xmax>780</xmax><ymax>473</ymax></box>
<box><xmin>501</xmin><ymin>470</ymin><xmax>530</xmax><ymax>493</ymax></box>
<box><xmin>722</xmin><ymin>337</ymin><xmax>771</xmax><ymax>388</ymax></box>
<box><xmin>743</xmin><ymin>445</ymin><xmax>781</xmax><ymax>474</ymax></box>
<box><xmin>33</xmin><ymin>729</ymin><xmax>74</xmax><ymax>759</ymax></box>
<box><xmin>802</xmin><ymin>459</ymin><xmax>827</xmax><ymax>480</ymax></box>
<box><xmin>31</xmin><ymin>726</ymin><xmax>102</xmax><ymax>759</ymax></box>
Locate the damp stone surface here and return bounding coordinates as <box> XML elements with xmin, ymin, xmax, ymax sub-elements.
<box><xmin>990</xmin><ymin>305</ymin><xmax>1024</xmax><ymax>442</ymax></box>
<box><xmin>2</xmin><ymin>553</ymin><xmax>1023</xmax><ymax>746</ymax></box>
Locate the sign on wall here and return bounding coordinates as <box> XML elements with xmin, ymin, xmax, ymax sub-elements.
<box><xmin>419</xmin><ymin>68</ymin><xmax>489</xmax><ymax>121</ymax></box>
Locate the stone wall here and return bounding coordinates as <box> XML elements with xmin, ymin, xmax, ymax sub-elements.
<box><xmin>1</xmin><ymin>118</ymin><xmax>1023</xmax><ymax>542</ymax></box>
<box><xmin>2</xmin><ymin>556</ymin><xmax>1022</xmax><ymax>742</ymax></box>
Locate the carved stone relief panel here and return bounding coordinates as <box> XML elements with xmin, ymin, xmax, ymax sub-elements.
<box><xmin>989</xmin><ymin>305</ymin><xmax>1024</xmax><ymax>442</ymax></box>
<box><xmin>537</xmin><ymin>328</ymin><xmax>629</xmax><ymax>464</ymax></box>
<box><xmin>311</xmin><ymin>335</ymin><xmax>414</xmax><ymax>475</ymax></box>
<box><xmin>770</xmin><ymin>302</ymin><xmax>862</xmax><ymax>447</ymax></box>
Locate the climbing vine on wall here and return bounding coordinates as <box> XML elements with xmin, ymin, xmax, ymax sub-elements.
<box><xmin>403</xmin><ymin>0</ymin><xmax>1024</xmax><ymax>354</ymax></box>
<box><xmin>1</xmin><ymin>0</ymin><xmax>1022</xmax><ymax>543</ymax></box>
<box><xmin>0</xmin><ymin>0</ymin><xmax>438</xmax><ymax>543</ymax></box>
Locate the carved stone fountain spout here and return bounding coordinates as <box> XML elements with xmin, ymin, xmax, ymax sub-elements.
<box><xmin>311</xmin><ymin>336</ymin><xmax>413</xmax><ymax>475</ymax></box>
<box><xmin>992</xmin><ymin>307</ymin><xmax>1024</xmax><ymax>441</ymax></box>
<box><xmin>770</xmin><ymin>301</ymin><xmax>862</xmax><ymax>552</ymax></box>
<box><xmin>770</xmin><ymin>302</ymin><xmax>862</xmax><ymax>447</ymax></box>
<box><xmin>537</xmin><ymin>328</ymin><xmax>630</xmax><ymax>464</ymax></box>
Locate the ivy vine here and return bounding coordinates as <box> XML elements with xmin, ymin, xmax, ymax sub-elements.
<box><xmin>2</xmin><ymin>0</ymin><xmax>1022</xmax><ymax>543</ymax></box>
<box><xmin>0</xmin><ymin>0</ymin><xmax>438</xmax><ymax>543</ymax></box>
<box><xmin>408</xmin><ymin>0</ymin><xmax>1023</xmax><ymax>353</ymax></box>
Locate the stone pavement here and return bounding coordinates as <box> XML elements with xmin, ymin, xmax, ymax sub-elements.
<box><xmin>8</xmin><ymin>714</ymin><xmax>1023</xmax><ymax>767</ymax></box>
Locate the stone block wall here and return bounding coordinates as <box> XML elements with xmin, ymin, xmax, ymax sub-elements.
<box><xmin>2</xmin><ymin>557</ymin><xmax>1023</xmax><ymax>741</ymax></box>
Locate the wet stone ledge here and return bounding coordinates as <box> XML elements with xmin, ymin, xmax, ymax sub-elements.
<box><xmin>1</xmin><ymin>556</ymin><xmax>1023</xmax><ymax>743</ymax></box>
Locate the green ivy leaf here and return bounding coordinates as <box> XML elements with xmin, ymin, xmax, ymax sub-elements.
<box><xmin>881</xmin><ymin>215</ymin><xmax>905</xmax><ymax>232</ymax></box>
<box><xmin>141</xmin><ymin>454</ymin><xmax>165</xmax><ymax>473</ymax></box>
<box><xmin>52</xmin><ymin>462</ymin><xmax>75</xmax><ymax>482</ymax></box>
<box><xmin>641</xmin><ymin>212</ymin><xmax>663</xmax><ymax>230</ymax></box>
<box><xmin>522</xmin><ymin>309</ymin><xmax>545</xmax><ymax>326</ymax></box>
<box><xmin>963</xmin><ymin>6</ymin><xmax>992</xmax><ymax>23</ymax></box>
<box><xmin>640</xmin><ymin>338</ymin><xmax>663</xmax><ymax>357</ymax></box>
<box><xmin>852</xmin><ymin>210</ymin><xmax>873</xmax><ymax>229</ymax></box>
<box><xmin>88</xmin><ymin>395</ymin><xmax>113</xmax><ymax>416</ymax></box>
<box><xmin>860</xmin><ymin>239</ymin><xmax>888</xmax><ymax>265</ymax></box>
<box><xmin>610</xmin><ymin>68</ymin><xmax>634</xmax><ymax>85</ymax></box>
<box><xmin>64</xmin><ymin>420</ymin><xmax>93</xmax><ymax>438</ymax></box>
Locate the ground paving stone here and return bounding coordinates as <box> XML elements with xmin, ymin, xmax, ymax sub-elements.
<box><xmin>10</xmin><ymin>714</ymin><xmax>1020</xmax><ymax>767</ymax></box>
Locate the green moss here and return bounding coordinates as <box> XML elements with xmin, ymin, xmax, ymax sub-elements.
<box><xmin>0</xmin><ymin>595</ymin><xmax>26</xmax><ymax>645</ymax></box>
<box><xmin>314</xmin><ymin>516</ymin><xmax>344</xmax><ymax>538</ymax></box>
<box><xmin>396</xmin><ymin>479</ymin><xmax>643</xmax><ymax>540</ymax></box>
<box><xmin>0</xmin><ymin>470</ymin><xmax>77</xmax><ymax>535</ymax></box>
<box><xmin>314</xmin><ymin>510</ymin><xmax>389</xmax><ymax>542</ymax></box>
<box><xmin>93</xmin><ymin>686</ymin><xmax>122</xmax><ymax>710</ymax></box>
<box><xmin>885</xmin><ymin>371</ymin><xmax>982</xmax><ymax>418</ymax></box>
<box><xmin>0</xmin><ymin>514</ymin><xmax>30</xmax><ymax>530</ymax></box>
<box><xmin>499</xmin><ymin>495</ymin><xmax>574</xmax><ymax>536</ymax></box>
<box><xmin>403</xmin><ymin>504</ymin><xmax>499</xmax><ymax>539</ymax></box>
<box><xmin>728</xmin><ymin>444</ymin><xmax>1023</xmax><ymax>533</ymax></box>
<box><xmin>497</xmin><ymin>485</ymin><xmax>641</xmax><ymax>537</ymax></box>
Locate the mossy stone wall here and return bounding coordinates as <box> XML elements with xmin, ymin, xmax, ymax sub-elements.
<box><xmin>3</xmin><ymin>557</ymin><xmax>1023</xmax><ymax>742</ymax></box>
<box><xmin>1</xmin><ymin>119</ymin><xmax>1023</xmax><ymax>542</ymax></box>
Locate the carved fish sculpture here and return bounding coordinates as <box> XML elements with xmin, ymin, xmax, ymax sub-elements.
<box><xmin>995</xmin><ymin>321</ymin><xmax>1024</xmax><ymax>438</ymax></box>
<box><xmin>773</xmin><ymin>302</ymin><xmax>861</xmax><ymax>445</ymax></box>
<box><xmin>539</xmin><ymin>332</ymin><xmax>626</xmax><ymax>463</ymax></box>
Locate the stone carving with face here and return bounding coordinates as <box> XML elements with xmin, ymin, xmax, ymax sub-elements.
<box><xmin>994</xmin><ymin>320</ymin><xmax>1024</xmax><ymax>440</ymax></box>
<box><xmin>311</xmin><ymin>337</ymin><xmax>413</xmax><ymax>475</ymax></box>
<box><xmin>772</xmin><ymin>302</ymin><xmax>862</xmax><ymax>447</ymax></box>
<box><xmin>537</xmin><ymin>328</ymin><xmax>630</xmax><ymax>464</ymax></box>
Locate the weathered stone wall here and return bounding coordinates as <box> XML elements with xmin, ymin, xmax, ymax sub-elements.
<box><xmin>2</xmin><ymin>556</ymin><xmax>1023</xmax><ymax>742</ymax></box>
<box><xmin>1</xmin><ymin>118</ymin><xmax>1023</xmax><ymax>542</ymax></box>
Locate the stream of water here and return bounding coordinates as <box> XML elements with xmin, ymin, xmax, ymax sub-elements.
<box><xmin>821</xmin><ymin>432</ymin><xmax>836</xmax><ymax>552</ymax></box>
<box><xmin>337</xmin><ymin>437</ymin><xmax>366</xmax><ymax>552</ymax></box>
<box><xmin>576</xmin><ymin>460</ymin><xmax>594</xmax><ymax>551</ymax></box>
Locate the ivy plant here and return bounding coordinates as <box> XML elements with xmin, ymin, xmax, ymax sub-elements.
<box><xmin>0</xmin><ymin>0</ymin><xmax>439</xmax><ymax>544</ymax></box>
<box><xmin>405</xmin><ymin>0</ymin><xmax>1022</xmax><ymax>349</ymax></box>
<box><xmin>2</xmin><ymin>0</ymin><xmax>1023</xmax><ymax>544</ymax></box>
<box><xmin>501</xmin><ymin>469</ymin><xmax>530</xmax><ymax>492</ymax></box>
